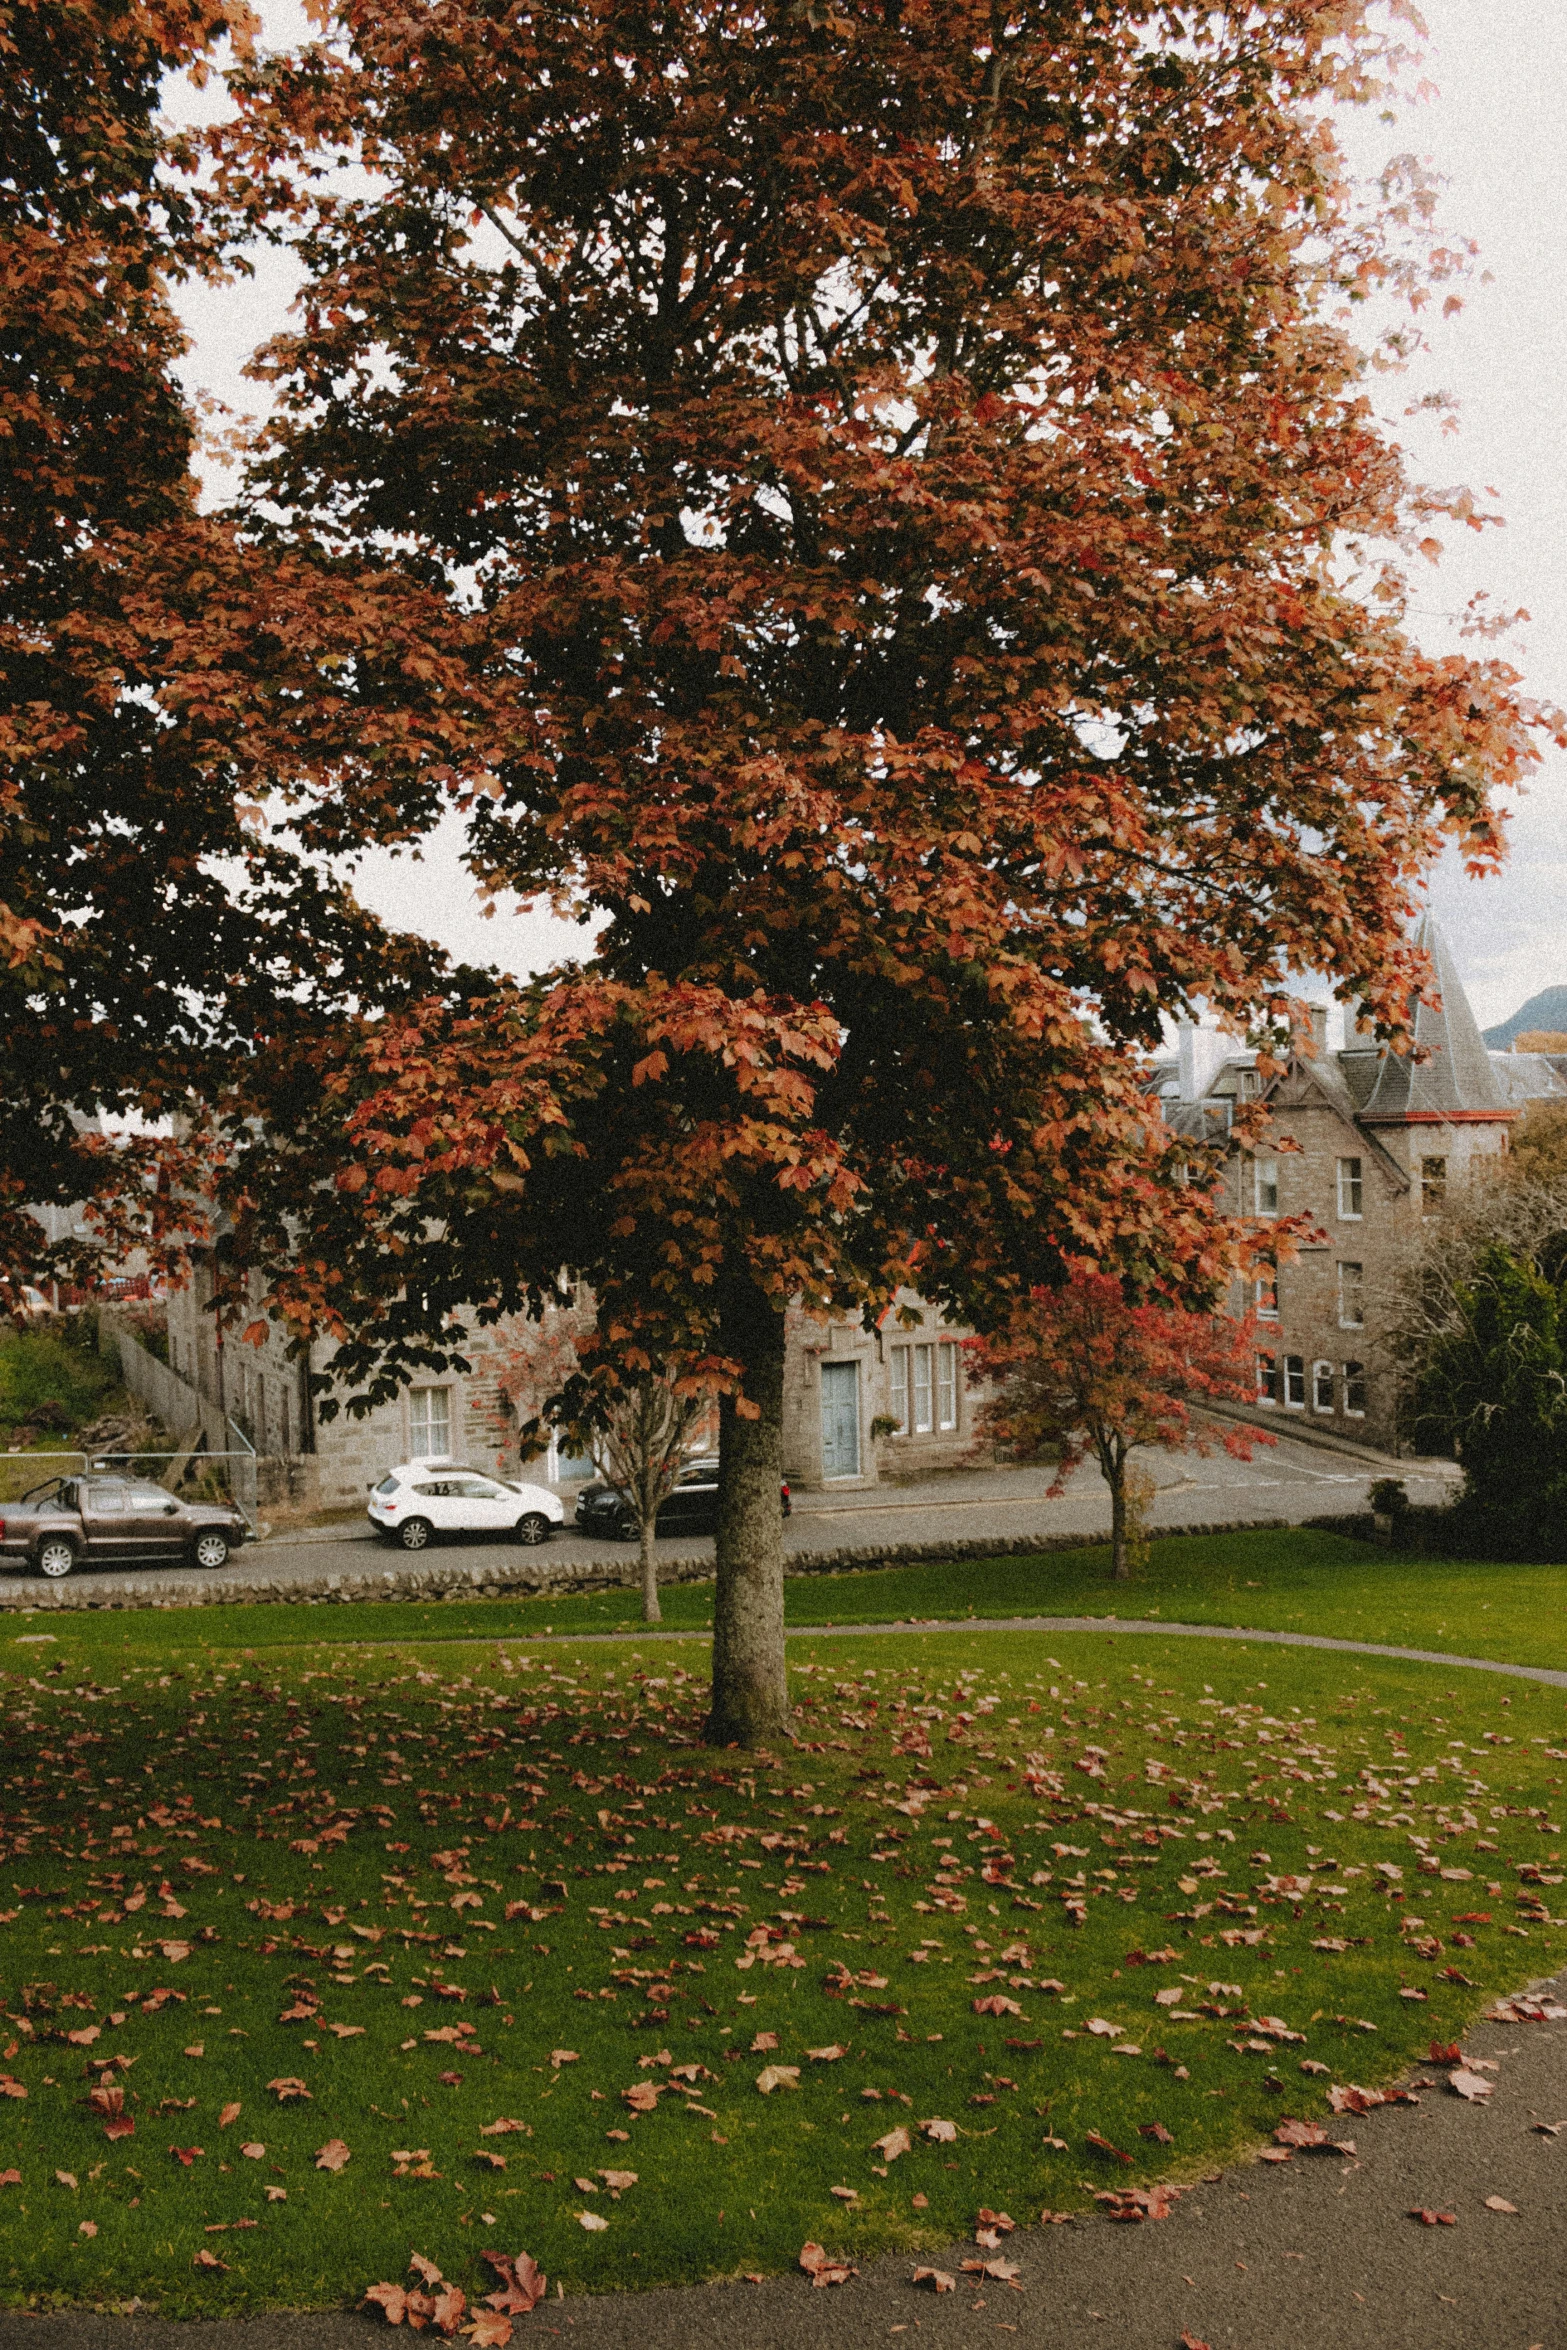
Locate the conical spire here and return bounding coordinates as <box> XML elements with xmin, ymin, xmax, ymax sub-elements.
<box><xmin>1359</xmin><ymin>915</ymin><xmax>1505</xmax><ymax>1119</ymax></box>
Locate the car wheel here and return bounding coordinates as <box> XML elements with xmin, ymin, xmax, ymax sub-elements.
<box><xmin>192</xmin><ymin>1531</ymin><xmax>230</xmax><ymax>1570</ymax></box>
<box><xmin>515</xmin><ymin>1512</ymin><xmax>551</xmax><ymax>1547</ymax></box>
<box><xmin>34</xmin><ymin>1536</ymin><xmax>77</xmax><ymax>1580</ymax></box>
<box><xmin>398</xmin><ymin>1517</ymin><xmax>433</xmax><ymax>1552</ymax></box>
<box><xmin>615</xmin><ymin>1511</ymin><xmax>638</xmax><ymax>1543</ymax></box>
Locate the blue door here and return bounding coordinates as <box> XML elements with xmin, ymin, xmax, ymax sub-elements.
<box><xmin>821</xmin><ymin>1360</ymin><xmax>860</xmax><ymax>1479</ymax></box>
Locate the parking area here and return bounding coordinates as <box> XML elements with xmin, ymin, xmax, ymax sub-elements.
<box><xmin>0</xmin><ymin>1429</ymin><xmax>1457</xmax><ymax>1604</ymax></box>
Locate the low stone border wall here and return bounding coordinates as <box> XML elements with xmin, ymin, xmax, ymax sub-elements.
<box><xmin>0</xmin><ymin>1513</ymin><xmax>1374</xmax><ymax>1616</ymax></box>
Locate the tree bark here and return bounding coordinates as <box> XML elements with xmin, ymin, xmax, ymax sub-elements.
<box><xmin>706</xmin><ymin>1280</ymin><xmax>790</xmax><ymax>1747</ymax></box>
<box><xmin>639</xmin><ymin>1508</ymin><xmax>662</xmax><ymax>1624</ymax></box>
<box><xmin>1108</xmin><ymin>1448</ymin><xmax>1130</xmax><ymax>1582</ymax></box>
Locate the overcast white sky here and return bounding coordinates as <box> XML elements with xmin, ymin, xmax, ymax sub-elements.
<box><xmin>169</xmin><ymin>0</ymin><xmax>1567</xmax><ymax>1031</ymax></box>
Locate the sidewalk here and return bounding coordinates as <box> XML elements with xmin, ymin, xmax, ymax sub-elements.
<box><xmin>5</xmin><ymin>1976</ymin><xmax>1563</xmax><ymax>2350</ymax></box>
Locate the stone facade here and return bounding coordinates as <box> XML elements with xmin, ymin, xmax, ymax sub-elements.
<box><xmin>1156</xmin><ymin>918</ymin><xmax>1514</xmax><ymax>1454</ymax></box>
<box><xmin>166</xmin><ymin>1270</ymin><xmax>980</xmax><ymax>1508</ymax></box>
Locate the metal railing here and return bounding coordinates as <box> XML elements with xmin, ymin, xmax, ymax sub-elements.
<box><xmin>0</xmin><ymin>1442</ymin><xmax>262</xmax><ymax>1529</ymax></box>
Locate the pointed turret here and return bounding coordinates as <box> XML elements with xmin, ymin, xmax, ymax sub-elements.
<box><xmin>1358</xmin><ymin>915</ymin><xmax>1506</xmax><ymax>1122</ymax></box>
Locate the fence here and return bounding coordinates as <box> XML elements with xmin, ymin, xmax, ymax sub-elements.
<box><xmin>106</xmin><ymin>1317</ymin><xmax>228</xmax><ymax>1452</ymax></box>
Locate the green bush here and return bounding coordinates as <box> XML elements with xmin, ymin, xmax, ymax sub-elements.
<box><xmin>1416</xmin><ymin>1242</ymin><xmax>1567</xmax><ymax>1560</ymax></box>
<box><xmin>0</xmin><ymin>1326</ymin><xmax>118</xmax><ymax>1436</ymax></box>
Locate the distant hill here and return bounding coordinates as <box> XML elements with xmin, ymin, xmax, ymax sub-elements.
<box><xmin>1484</xmin><ymin>985</ymin><xmax>1567</xmax><ymax>1049</ymax></box>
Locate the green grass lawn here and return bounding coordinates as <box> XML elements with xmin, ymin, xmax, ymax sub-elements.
<box><xmin>37</xmin><ymin>1524</ymin><xmax>1562</xmax><ymax>1676</ymax></box>
<box><xmin>1</xmin><ymin>1598</ymin><xmax>1565</xmax><ymax>2322</ymax></box>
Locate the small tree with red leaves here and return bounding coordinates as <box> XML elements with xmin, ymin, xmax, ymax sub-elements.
<box><xmin>969</xmin><ymin>1274</ymin><xmax>1271</xmax><ymax>1580</ymax></box>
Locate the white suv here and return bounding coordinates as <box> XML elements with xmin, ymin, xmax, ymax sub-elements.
<box><xmin>367</xmin><ymin>1460</ymin><xmax>565</xmax><ymax>1552</ymax></box>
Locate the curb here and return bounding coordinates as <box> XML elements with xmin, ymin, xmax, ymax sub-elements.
<box><xmin>0</xmin><ymin>1513</ymin><xmax>1368</xmax><ymax>1616</ymax></box>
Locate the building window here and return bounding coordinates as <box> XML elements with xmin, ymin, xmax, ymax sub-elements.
<box><xmin>410</xmin><ymin>1385</ymin><xmax>452</xmax><ymax>1458</ymax></box>
<box><xmin>1283</xmin><ymin>1354</ymin><xmax>1306</xmax><ymax>1408</ymax></box>
<box><xmin>1421</xmin><ymin>1155</ymin><xmax>1447</xmax><ymax>1213</ymax></box>
<box><xmin>912</xmin><ymin>1344</ymin><xmax>934</xmax><ymax>1434</ymax></box>
<box><xmin>1257</xmin><ymin>1351</ymin><xmax>1278</xmax><ymax>1406</ymax></box>
<box><xmin>1312</xmin><ymin>1359</ymin><xmax>1335</xmax><ymax>1412</ymax></box>
<box><xmin>1254</xmin><ymin>1157</ymin><xmax>1279</xmax><ymax>1215</ymax></box>
<box><xmin>1238</xmin><ymin>1068</ymin><xmax>1259</xmax><ymax>1101</ymax></box>
<box><xmin>1254</xmin><ymin>1269</ymin><xmax>1279</xmax><ymax>1321</ymax></box>
<box><xmin>936</xmin><ymin>1342</ymin><xmax>958</xmax><ymax>1431</ymax></box>
<box><xmin>1337</xmin><ymin>1156</ymin><xmax>1363</xmax><ymax>1218</ymax></box>
<box><xmin>1337</xmin><ymin>1261</ymin><xmax>1364</xmax><ymax>1329</ymax></box>
<box><xmin>1343</xmin><ymin>1361</ymin><xmax>1366</xmax><ymax>1417</ymax></box>
<box><xmin>889</xmin><ymin>1346</ymin><xmax>910</xmax><ymax>1434</ymax></box>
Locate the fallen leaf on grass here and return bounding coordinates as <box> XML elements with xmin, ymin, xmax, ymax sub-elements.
<box><xmin>266</xmin><ymin>2077</ymin><xmax>311</xmax><ymax>2103</ymax></box>
<box><xmin>920</xmin><ymin>2117</ymin><xmax>957</xmax><ymax>2143</ymax></box>
<box><xmin>240</xmin><ymin>2143</ymin><xmax>265</xmax><ymax>2160</ymax></box>
<box><xmin>799</xmin><ymin>2241</ymin><xmax>856</xmax><ymax>2288</ymax></box>
<box><xmin>1086</xmin><ymin>2131</ymin><xmax>1132</xmax><ymax>2166</ymax></box>
<box><xmin>219</xmin><ymin>2103</ymin><xmax>241</xmax><ymax>2129</ymax></box>
<box><xmin>473</xmin><ymin>2152</ymin><xmax>507</xmax><ymax>2172</ymax></box>
<box><xmin>264</xmin><ymin>2186</ymin><xmax>287</xmax><ymax>2203</ymax></box>
<box><xmin>1409</xmin><ymin>2209</ymin><xmax>1457</xmax><ymax>2227</ymax></box>
<box><xmin>973</xmin><ymin>1995</ymin><xmax>1023</xmax><ymax>2018</ymax></box>
<box><xmin>169</xmin><ymin>2146</ymin><xmax>203</xmax><ymax>2168</ymax></box>
<box><xmin>830</xmin><ymin>2186</ymin><xmax>858</xmax><ymax>2203</ymax></box>
<box><xmin>193</xmin><ymin>2249</ymin><xmax>228</xmax><ymax>2271</ymax></box>
<box><xmin>577</xmin><ymin>2211</ymin><xmax>609</xmax><ymax>2232</ymax></box>
<box><xmin>1484</xmin><ymin>2196</ymin><xmax>1520</xmax><ymax>2214</ymax></box>
<box><xmin>600</xmin><ymin>2170</ymin><xmax>637</xmax><ymax>2191</ymax></box>
<box><xmin>549</xmin><ymin>2050</ymin><xmax>578</xmax><ymax>2068</ymax></box>
<box><xmin>0</xmin><ymin>2172</ymin><xmax>18</xmax><ymax>2189</ymax></box>
<box><xmin>872</xmin><ymin>2126</ymin><xmax>912</xmax><ymax>2162</ymax></box>
<box><xmin>481</xmin><ymin>2249</ymin><xmax>547</xmax><ymax>2315</ymax></box>
<box><xmin>756</xmin><ymin>2066</ymin><xmax>800</xmax><ymax>2095</ymax></box>
<box><xmin>806</xmin><ymin>2044</ymin><xmax>847</xmax><ymax>2062</ymax></box>
<box><xmin>749</xmin><ymin>2032</ymin><xmax>778</xmax><ymax>2054</ymax></box>
<box><xmin>913</xmin><ymin>2267</ymin><xmax>955</xmax><ymax>2293</ymax></box>
<box><xmin>621</xmin><ymin>2084</ymin><xmax>660</xmax><ymax>2113</ymax></box>
<box><xmin>480</xmin><ymin>2118</ymin><xmax>531</xmax><ymax>2138</ymax></box>
<box><xmin>316</xmin><ymin>2139</ymin><xmax>351</xmax><ymax>2172</ymax></box>
<box><xmin>1138</xmin><ymin>2123</ymin><xmax>1174</xmax><ymax>2145</ymax></box>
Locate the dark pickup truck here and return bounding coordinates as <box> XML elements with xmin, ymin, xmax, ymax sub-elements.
<box><xmin>0</xmin><ymin>1475</ymin><xmax>250</xmax><ymax>1580</ymax></box>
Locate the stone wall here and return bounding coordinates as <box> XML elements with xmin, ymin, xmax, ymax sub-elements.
<box><xmin>0</xmin><ymin>1514</ymin><xmax>1310</xmax><ymax>1615</ymax></box>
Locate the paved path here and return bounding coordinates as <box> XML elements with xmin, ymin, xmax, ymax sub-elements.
<box><xmin>0</xmin><ymin>1434</ymin><xmax>1457</xmax><ymax>1605</ymax></box>
<box><xmin>5</xmin><ymin>1977</ymin><xmax>1564</xmax><ymax>2350</ymax></box>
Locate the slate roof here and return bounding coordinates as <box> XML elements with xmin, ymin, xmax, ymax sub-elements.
<box><xmin>1357</xmin><ymin>916</ymin><xmax>1507</xmax><ymax>1120</ymax></box>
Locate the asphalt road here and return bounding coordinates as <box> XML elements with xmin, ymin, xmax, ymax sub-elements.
<box><xmin>0</xmin><ymin>1433</ymin><xmax>1460</xmax><ymax>1604</ymax></box>
<box><xmin>3</xmin><ymin>1974</ymin><xmax>1562</xmax><ymax>2350</ymax></box>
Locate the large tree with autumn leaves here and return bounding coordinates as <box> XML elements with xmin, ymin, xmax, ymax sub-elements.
<box><xmin>195</xmin><ymin>0</ymin><xmax>1547</xmax><ymax>1743</ymax></box>
<box><xmin>0</xmin><ymin>0</ymin><xmax>450</xmax><ymax>1297</ymax></box>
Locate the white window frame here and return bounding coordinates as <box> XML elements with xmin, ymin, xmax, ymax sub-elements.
<box><xmin>936</xmin><ymin>1341</ymin><xmax>958</xmax><ymax>1432</ymax></box>
<box><xmin>889</xmin><ymin>1346</ymin><xmax>910</xmax><ymax>1434</ymax></box>
<box><xmin>1342</xmin><ymin>1361</ymin><xmax>1367</xmax><ymax>1418</ymax></box>
<box><xmin>1254</xmin><ymin>1157</ymin><xmax>1279</xmax><ymax>1216</ymax></box>
<box><xmin>1283</xmin><ymin>1354</ymin><xmax>1306</xmax><ymax>1409</ymax></box>
<box><xmin>912</xmin><ymin>1344</ymin><xmax>934</xmax><ymax>1434</ymax></box>
<box><xmin>1336</xmin><ymin>1260</ymin><xmax>1364</xmax><ymax>1330</ymax></box>
<box><xmin>410</xmin><ymin>1385</ymin><xmax>453</xmax><ymax>1458</ymax></box>
<box><xmin>1312</xmin><ymin>1359</ymin><xmax>1335</xmax><ymax>1412</ymax></box>
<box><xmin>1256</xmin><ymin>1351</ymin><xmax>1278</xmax><ymax>1407</ymax></box>
<box><xmin>1336</xmin><ymin>1156</ymin><xmax>1363</xmax><ymax>1219</ymax></box>
<box><xmin>1254</xmin><ymin>1270</ymin><xmax>1279</xmax><ymax>1322</ymax></box>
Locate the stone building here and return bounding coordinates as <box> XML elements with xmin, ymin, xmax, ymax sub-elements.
<box><xmin>1153</xmin><ymin>917</ymin><xmax>1516</xmax><ymax>1453</ymax></box>
<box><xmin>163</xmin><ymin>1267</ymin><xmax>979</xmax><ymax>1509</ymax></box>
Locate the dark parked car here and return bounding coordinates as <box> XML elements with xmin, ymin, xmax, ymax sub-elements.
<box><xmin>0</xmin><ymin>1476</ymin><xmax>250</xmax><ymax>1580</ymax></box>
<box><xmin>574</xmin><ymin>1456</ymin><xmax>790</xmax><ymax>1541</ymax></box>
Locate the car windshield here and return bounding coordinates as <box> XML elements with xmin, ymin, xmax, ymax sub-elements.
<box><xmin>374</xmin><ymin>1474</ymin><xmax>400</xmax><ymax>1495</ymax></box>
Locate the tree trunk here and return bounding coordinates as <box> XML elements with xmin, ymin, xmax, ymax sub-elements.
<box><xmin>639</xmin><ymin>1508</ymin><xmax>662</xmax><ymax>1625</ymax></box>
<box><xmin>706</xmin><ymin>1280</ymin><xmax>790</xmax><ymax>1747</ymax></box>
<box><xmin>1108</xmin><ymin>1451</ymin><xmax>1130</xmax><ymax>1581</ymax></box>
